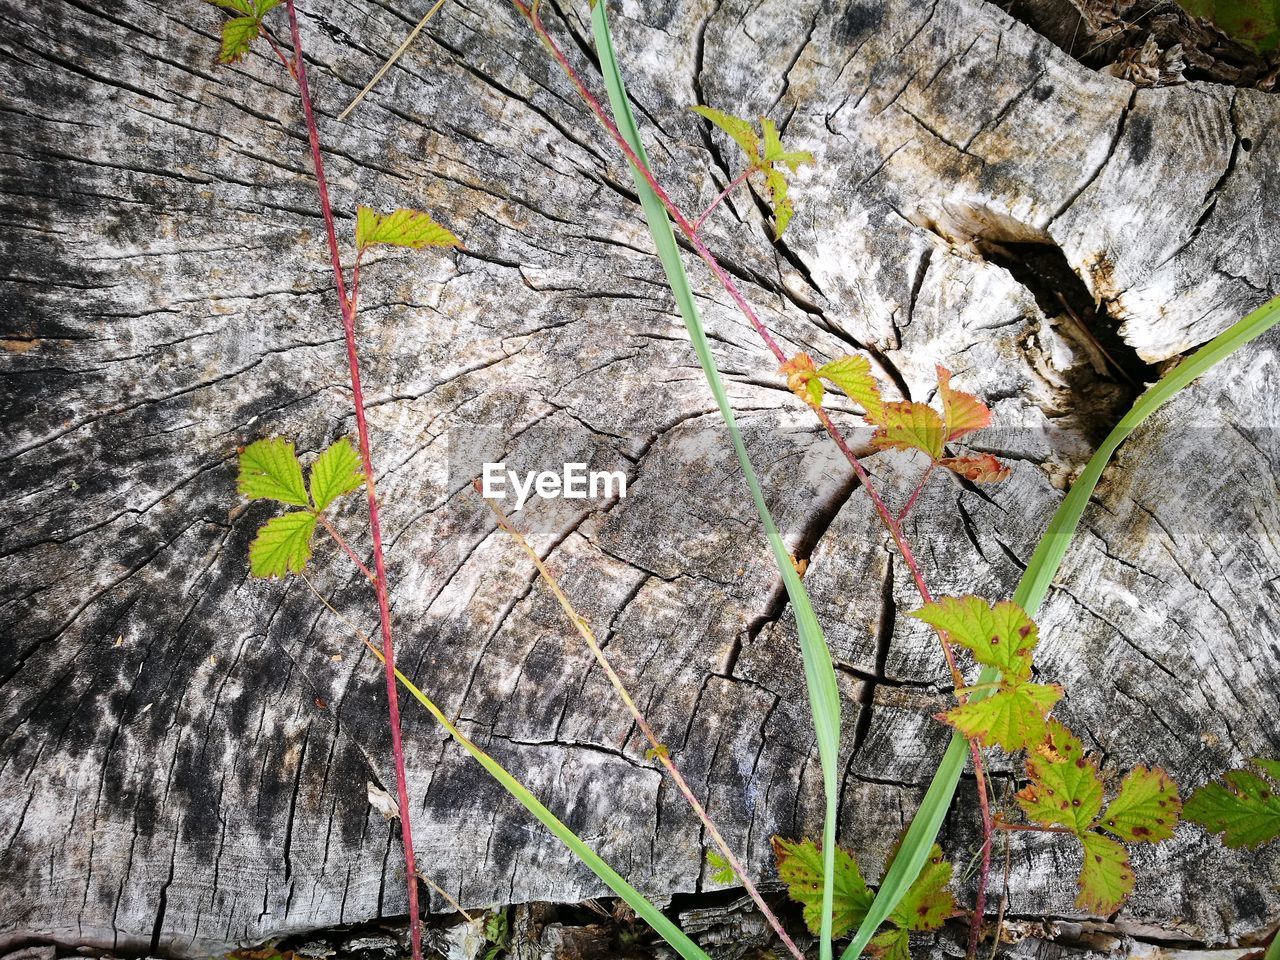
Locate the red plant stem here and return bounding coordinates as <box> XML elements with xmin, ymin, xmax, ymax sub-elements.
<box><xmin>694</xmin><ymin>167</ymin><xmax>751</xmax><ymax>231</ymax></box>
<box><xmin>282</xmin><ymin>5</ymin><xmax>423</xmax><ymax>959</ymax></box>
<box><xmin>515</xmin><ymin>3</ymin><xmax>995</xmax><ymax>945</ymax></box>
<box><xmin>897</xmin><ymin>462</ymin><xmax>936</xmax><ymax>523</ymax></box>
<box><xmin>318</xmin><ymin>514</ymin><xmax>377</xmax><ymax>584</ymax></box>
<box><xmin>260</xmin><ymin>26</ymin><xmax>296</xmax><ymax>76</ymax></box>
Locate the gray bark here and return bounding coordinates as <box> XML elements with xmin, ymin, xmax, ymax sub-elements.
<box><xmin>1</xmin><ymin>0</ymin><xmax>1278</xmax><ymax>954</ymax></box>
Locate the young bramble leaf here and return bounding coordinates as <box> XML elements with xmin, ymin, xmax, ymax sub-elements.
<box><xmin>1017</xmin><ymin>721</ymin><xmax>1104</xmax><ymax>835</ymax></box>
<box><xmin>909</xmin><ymin>596</ymin><xmax>1039</xmax><ymax>680</ymax></box>
<box><xmin>761</xmin><ymin>117</ymin><xmax>815</xmax><ymax>171</ymax></box>
<box><xmin>763</xmin><ymin>167</ymin><xmax>795</xmax><ymax>239</ymax></box>
<box><xmin>254</xmin><ymin>0</ymin><xmax>283</xmax><ymax>13</ymax></box>
<box><xmin>888</xmin><ymin>844</ymin><xmax>954</xmax><ymax>932</ymax></box>
<box><xmin>689</xmin><ymin>107</ymin><xmax>813</xmax><ymax>237</ymax></box>
<box><xmin>355</xmin><ymin>206</ymin><xmax>461</xmax><ymax>256</ymax></box>
<box><xmin>1184</xmin><ymin>759</ymin><xmax>1280</xmax><ymax>849</ymax></box>
<box><xmin>217</xmin><ymin>16</ymin><xmax>261</xmax><ymax>63</ymax></box>
<box><xmin>816</xmin><ymin>354</ymin><xmax>883</xmax><ymax>422</ymax></box>
<box><xmin>940</xmin><ymin>454</ymin><xmax>1010</xmax><ymax>483</ymax></box>
<box><xmin>1077</xmin><ymin>831</ymin><xmax>1134</xmax><ymax>915</ymax></box>
<box><xmin>706</xmin><ymin>850</ymin><xmax>736</xmax><ymax>885</ymax></box>
<box><xmin>772</xmin><ymin>836</ymin><xmax>872</xmax><ymax>939</ymax></box>
<box><xmin>868</xmin><ymin>929</ymin><xmax>909</xmax><ymax>960</ymax></box>
<box><xmin>942</xmin><ymin>681</ymin><xmax>1062</xmax><ymax>753</ymax></box>
<box><xmin>1100</xmin><ymin>766</ymin><xmax>1181</xmax><ymax>843</ymax></box>
<box><xmin>250</xmin><ymin>511</ymin><xmax>318</xmax><ymax>578</ymax></box>
<box><xmin>779</xmin><ymin>353</ymin><xmax>824</xmax><ymax>407</ymax></box>
<box><xmin>690</xmin><ymin>106</ymin><xmax>761</xmax><ymax>162</ymax></box>
<box><xmin>936</xmin><ymin>365</ymin><xmax>992</xmax><ymax>441</ymax></box>
<box><xmin>238</xmin><ymin>437</ymin><xmax>310</xmax><ymax>507</ymax></box>
<box><xmin>871</xmin><ymin>401</ymin><xmax>944</xmax><ymax>460</ymax></box>
<box><xmin>310</xmin><ymin>437</ymin><xmax>364</xmax><ymax>512</ymax></box>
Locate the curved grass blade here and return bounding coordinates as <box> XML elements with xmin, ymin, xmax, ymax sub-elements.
<box><xmin>842</xmin><ymin>293</ymin><xmax>1280</xmax><ymax>959</ymax></box>
<box><xmin>589</xmin><ymin>4</ymin><xmax>842</xmax><ymax>957</ymax></box>
<box><xmin>385</xmin><ymin>656</ymin><xmax>713</xmax><ymax>960</ymax></box>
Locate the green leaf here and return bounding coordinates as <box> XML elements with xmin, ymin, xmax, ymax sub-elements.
<box><xmin>238</xmin><ymin>437</ymin><xmax>310</xmax><ymax>507</ymax></box>
<box><xmin>941</xmin><ymin>682</ymin><xmax>1062</xmax><ymax>752</ymax></box>
<box><xmin>772</xmin><ymin>837</ymin><xmax>873</xmax><ymax>939</ymax></box>
<box><xmin>1100</xmin><ymin>765</ymin><xmax>1181</xmax><ymax>843</ymax></box>
<box><xmin>217</xmin><ymin>16</ymin><xmax>261</xmax><ymax>63</ymax></box>
<box><xmin>355</xmin><ymin>206</ymin><xmax>461</xmax><ymax>255</ymax></box>
<box><xmin>388</xmin><ymin>660</ymin><xmax>713</xmax><ymax>960</ymax></box>
<box><xmin>763</xmin><ymin>167</ymin><xmax>795</xmax><ymax>238</ymax></box>
<box><xmin>1184</xmin><ymin>760</ymin><xmax>1280</xmax><ymax>849</ymax></box>
<box><xmin>1176</xmin><ymin>0</ymin><xmax>1280</xmax><ymax>52</ymax></box>
<box><xmin>870</xmin><ymin>401</ymin><xmax>944</xmax><ymax>460</ymax></box>
<box><xmin>689</xmin><ymin>105</ymin><xmax>760</xmax><ymax>163</ymax></box>
<box><xmin>1017</xmin><ymin>721</ymin><xmax>1103</xmax><ymax>835</ymax></box>
<box><xmin>867</xmin><ymin>929</ymin><xmax>909</xmax><ymax>960</ymax></box>
<box><xmin>249</xmin><ymin>511</ymin><xmax>318</xmax><ymax>578</ymax></box>
<box><xmin>310</xmin><ymin>437</ymin><xmax>364</xmax><ymax>512</ymax></box>
<box><xmin>1076</xmin><ymin>831</ymin><xmax>1134</xmax><ymax>915</ymax></box>
<box><xmin>595</xmin><ymin>7</ymin><xmax>843</xmax><ymax>957</ymax></box>
<box><xmin>845</xmin><ymin>292</ymin><xmax>1280</xmax><ymax>960</ymax></box>
<box><xmin>761</xmin><ymin>117</ymin><xmax>815</xmax><ymax>171</ymax></box>
<box><xmin>888</xmin><ymin>844</ymin><xmax>954</xmax><ymax>932</ymax></box>
<box><xmin>909</xmin><ymin>596</ymin><xmax>1038</xmax><ymax>680</ymax></box>
<box><xmin>706</xmin><ymin>850</ymin><xmax>736</xmax><ymax>885</ymax></box>
<box><xmin>816</xmin><ymin>355</ymin><xmax>883</xmax><ymax>422</ymax></box>
<box><xmin>254</xmin><ymin>0</ymin><xmax>283</xmax><ymax>13</ymax></box>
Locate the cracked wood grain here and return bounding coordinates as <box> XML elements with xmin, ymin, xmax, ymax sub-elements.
<box><xmin>0</xmin><ymin>0</ymin><xmax>1277</xmax><ymax>953</ymax></box>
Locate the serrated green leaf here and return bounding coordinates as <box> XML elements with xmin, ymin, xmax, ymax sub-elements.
<box><xmin>1076</xmin><ymin>831</ymin><xmax>1134</xmax><ymax>915</ymax></box>
<box><xmin>763</xmin><ymin>166</ymin><xmax>795</xmax><ymax>238</ymax></box>
<box><xmin>870</xmin><ymin>401</ymin><xmax>944</xmax><ymax>460</ymax></box>
<box><xmin>1100</xmin><ymin>765</ymin><xmax>1180</xmax><ymax>843</ymax></box>
<box><xmin>772</xmin><ymin>836</ymin><xmax>873</xmax><ymax>939</ymax></box>
<box><xmin>816</xmin><ymin>354</ymin><xmax>883</xmax><ymax>422</ymax></box>
<box><xmin>238</xmin><ymin>437</ymin><xmax>310</xmax><ymax>507</ymax></box>
<box><xmin>942</xmin><ymin>682</ymin><xmax>1062</xmax><ymax>752</ymax></box>
<box><xmin>706</xmin><ymin>850</ymin><xmax>736</xmax><ymax>885</ymax></box>
<box><xmin>310</xmin><ymin>437</ymin><xmax>364</xmax><ymax>512</ymax></box>
<box><xmin>888</xmin><ymin>844</ymin><xmax>953</xmax><ymax>932</ymax></box>
<box><xmin>356</xmin><ymin>205</ymin><xmax>461</xmax><ymax>255</ymax></box>
<box><xmin>218</xmin><ymin>16</ymin><xmax>261</xmax><ymax>63</ymax></box>
<box><xmin>909</xmin><ymin>596</ymin><xmax>1038</xmax><ymax>680</ymax></box>
<box><xmin>249</xmin><ymin>511</ymin><xmax>318</xmax><ymax>578</ymax></box>
<box><xmin>760</xmin><ymin>117</ymin><xmax>814</xmax><ymax>170</ymax></box>
<box><xmin>1184</xmin><ymin>761</ymin><xmax>1280</xmax><ymax>849</ymax></box>
<box><xmin>255</xmin><ymin>0</ymin><xmax>283</xmax><ymax>13</ymax></box>
<box><xmin>867</xmin><ymin>929</ymin><xmax>909</xmax><ymax>960</ymax></box>
<box><xmin>690</xmin><ymin>105</ymin><xmax>761</xmax><ymax>163</ymax></box>
<box><xmin>1017</xmin><ymin>721</ymin><xmax>1103</xmax><ymax>835</ymax></box>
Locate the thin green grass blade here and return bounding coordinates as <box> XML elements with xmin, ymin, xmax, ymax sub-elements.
<box><xmin>841</xmin><ymin>293</ymin><xmax>1280</xmax><ymax>959</ymax></box>
<box><xmin>389</xmin><ymin>661</ymin><xmax>713</xmax><ymax>960</ymax></box>
<box><xmin>589</xmin><ymin>4</ymin><xmax>842</xmax><ymax>957</ymax></box>
<box><xmin>1266</xmin><ymin>929</ymin><xmax>1280</xmax><ymax>960</ymax></box>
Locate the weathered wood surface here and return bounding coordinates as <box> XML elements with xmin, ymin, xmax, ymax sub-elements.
<box><xmin>1</xmin><ymin>0</ymin><xmax>1278</xmax><ymax>954</ymax></box>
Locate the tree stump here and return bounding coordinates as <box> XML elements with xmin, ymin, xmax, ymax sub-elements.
<box><xmin>1</xmin><ymin>0</ymin><xmax>1277</xmax><ymax>953</ymax></box>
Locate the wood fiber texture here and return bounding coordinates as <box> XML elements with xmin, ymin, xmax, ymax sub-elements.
<box><xmin>0</xmin><ymin>0</ymin><xmax>1277</xmax><ymax>953</ymax></box>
